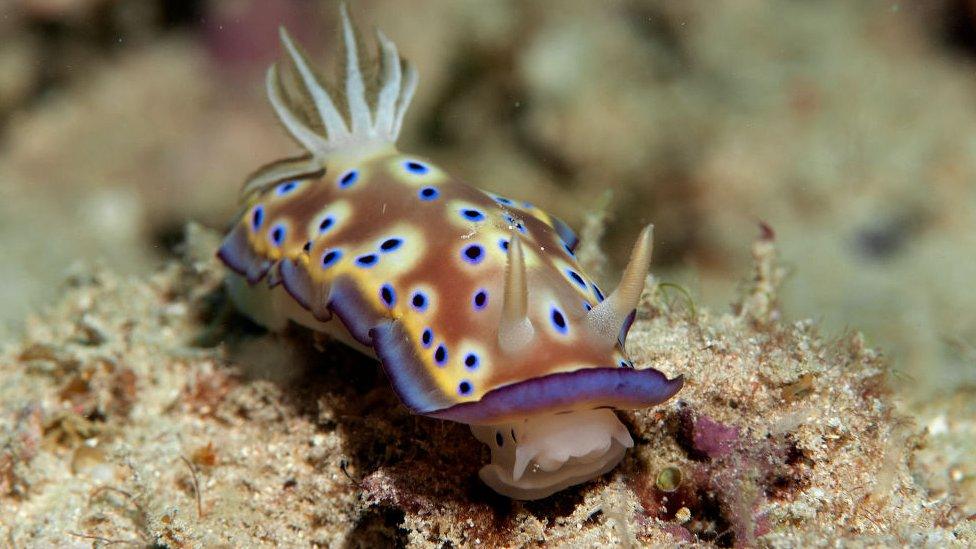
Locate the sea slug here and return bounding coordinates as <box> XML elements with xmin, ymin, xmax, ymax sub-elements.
<box><xmin>217</xmin><ymin>4</ymin><xmax>683</xmax><ymax>500</ymax></box>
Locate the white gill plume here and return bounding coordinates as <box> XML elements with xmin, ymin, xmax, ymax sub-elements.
<box><xmin>585</xmin><ymin>224</ymin><xmax>655</xmax><ymax>347</ymax></box>
<box><xmin>498</xmin><ymin>235</ymin><xmax>535</xmax><ymax>354</ymax></box>
<box><xmin>242</xmin><ymin>3</ymin><xmax>418</xmax><ymax>198</ymax></box>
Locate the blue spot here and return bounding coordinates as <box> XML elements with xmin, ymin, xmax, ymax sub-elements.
<box><xmin>318</xmin><ymin>216</ymin><xmax>335</xmax><ymax>233</ymax></box>
<box><xmin>618</xmin><ymin>359</ymin><xmax>634</xmax><ymax>369</ymax></box>
<box><xmin>464</xmin><ymin>353</ymin><xmax>480</xmax><ymax>370</ymax></box>
<box><xmin>404</xmin><ymin>160</ymin><xmax>430</xmax><ymax>175</ymax></box>
<box><xmin>472</xmin><ymin>289</ymin><xmax>489</xmax><ymax>310</ymax></box>
<box><xmin>355</xmin><ymin>254</ymin><xmax>379</xmax><ymax>268</ymax></box>
<box><xmin>269</xmin><ymin>223</ymin><xmax>286</xmax><ymax>247</ymax></box>
<box><xmin>434</xmin><ymin>344</ymin><xmax>448</xmax><ymax>366</ymax></box>
<box><xmin>522</xmin><ymin>201</ymin><xmax>534</xmax><ymax>208</ymax></box>
<box><xmin>566</xmin><ymin>269</ymin><xmax>587</xmax><ymax>290</ymax></box>
<box><xmin>503</xmin><ymin>214</ymin><xmax>527</xmax><ymax>234</ymax></box>
<box><xmin>592</xmin><ymin>284</ymin><xmax>605</xmax><ymax>302</ymax></box>
<box><xmin>494</xmin><ymin>196</ymin><xmax>513</xmax><ymax>205</ymax></box>
<box><xmin>410</xmin><ymin>291</ymin><xmax>428</xmax><ymax>311</ymax></box>
<box><xmin>251</xmin><ymin>205</ymin><xmax>265</xmax><ymax>230</ymax></box>
<box><xmin>583</xmin><ymin>301</ymin><xmax>592</xmax><ymax>312</ymax></box>
<box><xmin>338</xmin><ymin>169</ymin><xmax>359</xmax><ymax>188</ymax></box>
<box><xmin>459</xmin><ymin>208</ymin><xmax>485</xmax><ymax>222</ymax></box>
<box><xmin>275</xmin><ymin>181</ymin><xmax>298</xmax><ymax>196</ymax></box>
<box><xmin>421</xmin><ymin>328</ymin><xmax>433</xmax><ymax>348</ymax></box>
<box><xmin>418</xmin><ymin>186</ymin><xmax>440</xmax><ymax>201</ymax></box>
<box><xmin>320</xmin><ymin>249</ymin><xmax>342</xmax><ymax>268</ymax></box>
<box><xmin>458</xmin><ymin>380</ymin><xmax>473</xmax><ymax>396</ymax></box>
<box><xmin>380</xmin><ymin>237</ymin><xmax>403</xmax><ymax>252</ymax></box>
<box><xmin>550</xmin><ymin>306</ymin><xmax>568</xmax><ymax>334</ymax></box>
<box><xmin>563</xmin><ymin>242</ymin><xmax>575</xmax><ymax>256</ymax></box>
<box><xmin>379</xmin><ymin>284</ymin><xmax>396</xmax><ymax>308</ymax></box>
<box><xmin>462</xmin><ymin>244</ymin><xmax>485</xmax><ymax>264</ymax></box>
<box><xmin>498</xmin><ymin>238</ymin><xmax>510</xmax><ymax>252</ymax></box>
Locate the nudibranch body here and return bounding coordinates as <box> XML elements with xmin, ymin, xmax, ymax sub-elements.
<box><xmin>218</xmin><ymin>5</ymin><xmax>683</xmax><ymax>500</ymax></box>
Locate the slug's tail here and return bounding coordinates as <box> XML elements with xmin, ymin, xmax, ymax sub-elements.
<box><xmin>241</xmin><ymin>3</ymin><xmax>418</xmax><ymax>200</ymax></box>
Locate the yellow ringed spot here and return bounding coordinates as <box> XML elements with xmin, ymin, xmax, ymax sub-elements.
<box><xmin>550</xmin><ymin>257</ymin><xmax>593</xmax><ymax>299</ymax></box>
<box><xmin>271</xmin><ymin>179</ymin><xmax>306</xmax><ymax>199</ymax></box>
<box><xmin>403</xmin><ymin>282</ymin><xmax>438</xmax><ymax>317</ymax></box>
<box><xmin>387</xmin><ymin>156</ymin><xmax>446</xmax><ymax>186</ymax></box>
<box><xmin>446</xmin><ymin>199</ymin><xmax>493</xmax><ymax>232</ymax></box>
<box><xmin>306</xmin><ymin>200</ymin><xmax>353</xmax><ymax>240</ymax></box>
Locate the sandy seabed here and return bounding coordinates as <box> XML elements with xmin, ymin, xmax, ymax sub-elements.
<box><xmin>0</xmin><ymin>225</ymin><xmax>971</xmax><ymax>547</ymax></box>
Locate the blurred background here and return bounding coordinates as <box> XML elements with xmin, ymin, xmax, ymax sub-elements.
<box><xmin>0</xmin><ymin>0</ymin><xmax>973</xmax><ymax>403</ymax></box>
